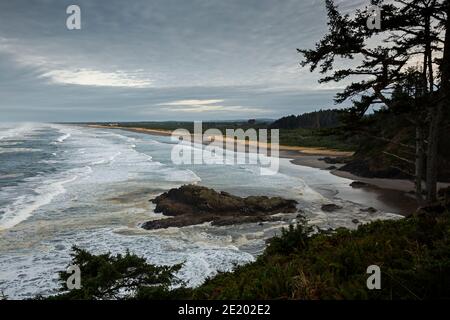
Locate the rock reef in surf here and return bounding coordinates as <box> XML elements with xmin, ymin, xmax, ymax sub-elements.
<box><xmin>141</xmin><ymin>185</ymin><xmax>298</xmax><ymax>230</ymax></box>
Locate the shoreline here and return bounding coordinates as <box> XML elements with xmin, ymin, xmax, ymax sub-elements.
<box><xmin>86</xmin><ymin>124</ymin><xmax>353</xmax><ymax>156</ymax></box>
<box><xmin>88</xmin><ymin>124</ymin><xmax>419</xmax><ymax>216</ymax></box>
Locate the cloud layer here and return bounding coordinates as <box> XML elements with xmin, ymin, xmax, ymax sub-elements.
<box><xmin>0</xmin><ymin>0</ymin><xmax>366</xmax><ymax>121</ymax></box>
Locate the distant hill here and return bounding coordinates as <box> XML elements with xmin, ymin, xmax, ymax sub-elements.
<box><xmin>269</xmin><ymin>109</ymin><xmax>342</xmax><ymax>129</ymax></box>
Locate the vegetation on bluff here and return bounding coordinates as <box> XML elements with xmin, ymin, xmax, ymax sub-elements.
<box><xmin>269</xmin><ymin>109</ymin><xmax>342</xmax><ymax>129</ymax></box>
<box><xmin>47</xmin><ymin>209</ymin><xmax>450</xmax><ymax>300</ymax></box>
<box><xmin>100</xmin><ymin>119</ymin><xmax>358</xmax><ymax>152</ymax></box>
<box><xmin>46</xmin><ymin>248</ymin><xmax>183</xmax><ymax>300</ymax></box>
<box><xmin>193</xmin><ymin>213</ymin><xmax>450</xmax><ymax>299</ymax></box>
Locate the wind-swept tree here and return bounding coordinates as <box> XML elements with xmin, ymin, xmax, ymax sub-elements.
<box><xmin>48</xmin><ymin>247</ymin><xmax>182</xmax><ymax>300</ymax></box>
<box><xmin>299</xmin><ymin>0</ymin><xmax>449</xmax><ymax>203</ymax></box>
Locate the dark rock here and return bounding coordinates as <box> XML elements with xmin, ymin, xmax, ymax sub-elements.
<box><xmin>360</xmin><ymin>207</ymin><xmax>377</xmax><ymax>213</ymax></box>
<box><xmin>142</xmin><ymin>185</ymin><xmax>298</xmax><ymax>230</ymax></box>
<box><xmin>326</xmin><ymin>166</ymin><xmax>338</xmax><ymax>170</ymax></box>
<box><xmin>413</xmin><ymin>187</ymin><xmax>450</xmax><ymax>217</ymax></box>
<box><xmin>350</xmin><ymin>181</ymin><xmax>369</xmax><ymax>188</ymax></box>
<box><xmin>54</xmin><ymin>244</ymin><xmax>66</xmax><ymax>251</ymax></box>
<box><xmin>352</xmin><ymin>219</ymin><xmax>360</xmax><ymax>224</ymax></box>
<box><xmin>141</xmin><ymin>216</ymin><xmax>212</xmax><ymax>229</ymax></box>
<box><xmin>415</xmin><ymin>201</ymin><xmax>450</xmax><ymax>216</ymax></box>
<box><xmin>318</xmin><ymin>157</ymin><xmax>349</xmax><ymax>164</ymax></box>
<box><xmin>321</xmin><ymin>204</ymin><xmax>343</xmax><ymax>212</ymax></box>
<box><xmin>212</xmin><ymin>216</ymin><xmax>281</xmax><ymax>227</ymax></box>
<box><xmin>340</xmin><ymin>159</ymin><xmax>410</xmax><ymax>179</ymax></box>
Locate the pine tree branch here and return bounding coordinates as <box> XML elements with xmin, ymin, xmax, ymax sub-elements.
<box><xmin>383</xmin><ymin>151</ymin><xmax>415</xmax><ymax>165</ymax></box>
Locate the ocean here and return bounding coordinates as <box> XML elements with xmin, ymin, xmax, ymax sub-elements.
<box><xmin>0</xmin><ymin>123</ymin><xmax>401</xmax><ymax>299</ymax></box>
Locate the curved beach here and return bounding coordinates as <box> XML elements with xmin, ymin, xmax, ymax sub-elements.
<box><xmin>0</xmin><ymin>124</ymin><xmax>403</xmax><ymax>299</ymax></box>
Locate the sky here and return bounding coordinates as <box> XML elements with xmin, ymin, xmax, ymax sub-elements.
<box><xmin>0</xmin><ymin>0</ymin><xmax>366</xmax><ymax>122</ymax></box>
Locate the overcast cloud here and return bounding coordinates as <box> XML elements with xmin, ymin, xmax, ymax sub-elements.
<box><xmin>0</xmin><ymin>0</ymin><xmax>366</xmax><ymax>122</ymax></box>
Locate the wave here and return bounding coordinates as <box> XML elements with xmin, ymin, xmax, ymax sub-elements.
<box><xmin>0</xmin><ymin>168</ymin><xmax>89</xmax><ymax>230</ymax></box>
<box><xmin>0</xmin><ymin>226</ymin><xmax>255</xmax><ymax>298</ymax></box>
<box><xmin>0</xmin><ymin>141</ymin><xmax>19</xmax><ymax>146</ymax></box>
<box><xmin>164</xmin><ymin>168</ymin><xmax>201</xmax><ymax>183</ymax></box>
<box><xmin>0</xmin><ymin>124</ymin><xmax>406</xmax><ymax>299</ymax></box>
<box><xmin>0</xmin><ymin>173</ymin><xmax>24</xmax><ymax>180</ymax></box>
<box><xmin>49</xmin><ymin>125</ymin><xmax>75</xmax><ymax>144</ymax></box>
<box><xmin>56</xmin><ymin>133</ymin><xmax>71</xmax><ymax>143</ymax></box>
<box><xmin>0</xmin><ymin>123</ymin><xmax>39</xmax><ymax>141</ymax></box>
<box><xmin>89</xmin><ymin>152</ymin><xmax>122</xmax><ymax>165</ymax></box>
<box><xmin>38</xmin><ymin>159</ymin><xmax>60</xmax><ymax>164</ymax></box>
<box><xmin>0</xmin><ymin>147</ymin><xmax>42</xmax><ymax>154</ymax></box>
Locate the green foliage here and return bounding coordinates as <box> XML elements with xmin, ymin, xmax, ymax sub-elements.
<box><xmin>269</xmin><ymin>110</ymin><xmax>342</xmax><ymax>129</ymax></box>
<box><xmin>0</xmin><ymin>291</ymin><xmax>8</xmax><ymax>300</ymax></box>
<box><xmin>265</xmin><ymin>222</ymin><xmax>314</xmax><ymax>256</ymax></box>
<box><xmin>50</xmin><ymin>247</ymin><xmax>182</xmax><ymax>300</ymax></box>
<box><xmin>93</xmin><ymin>119</ymin><xmax>357</xmax><ymax>151</ymax></box>
<box><xmin>46</xmin><ymin>213</ymin><xmax>450</xmax><ymax>300</ymax></box>
<box><xmin>193</xmin><ymin>214</ymin><xmax>450</xmax><ymax>300</ymax></box>
<box><xmin>135</xmin><ymin>286</ymin><xmax>193</xmax><ymax>300</ymax></box>
<box><xmin>278</xmin><ymin>127</ymin><xmax>358</xmax><ymax>151</ymax></box>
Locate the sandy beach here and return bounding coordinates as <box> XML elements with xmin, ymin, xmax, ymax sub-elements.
<box><xmin>88</xmin><ymin>125</ymin><xmax>353</xmax><ymax>156</ymax></box>
<box><xmin>89</xmin><ymin>125</ymin><xmax>422</xmax><ymax>215</ymax></box>
<box><xmin>87</xmin><ymin>125</ymin><xmax>173</xmax><ymax>137</ymax></box>
<box><xmin>3</xmin><ymin>123</ymin><xmax>409</xmax><ymax>298</ymax></box>
<box><xmin>279</xmin><ymin>149</ymin><xmax>419</xmax><ymax>215</ymax></box>
<box><xmin>91</xmin><ymin>124</ymin><xmax>449</xmax><ymax>215</ymax></box>
<box><xmin>284</xmin><ymin>150</ymin><xmax>415</xmax><ymax>191</ymax></box>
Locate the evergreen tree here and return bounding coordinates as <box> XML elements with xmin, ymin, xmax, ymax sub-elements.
<box><xmin>299</xmin><ymin>0</ymin><xmax>449</xmax><ymax>203</ymax></box>
<box><xmin>50</xmin><ymin>247</ymin><xmax>182</xmax><ymax>300</ymax></box>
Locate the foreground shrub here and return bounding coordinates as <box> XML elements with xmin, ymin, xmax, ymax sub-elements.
<box><xmin>49</xmin><ymin>247</ymin><xmax>182</xmax><ymax>300</ymax></box>
<box><xmin>193</xmin><ymin>214</ymin><xmax>450</xmax><ymax>299</ymax></box>
<box><xmin>46</xmin><ymin>213</ymin><xmax>450</xmax><ymax>300</ymax></box>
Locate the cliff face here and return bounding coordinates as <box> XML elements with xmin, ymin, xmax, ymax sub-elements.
<box><xmin>141</xmin><ymin>185</ymin><xmax>298</xmax><ymax>230</ymax></box>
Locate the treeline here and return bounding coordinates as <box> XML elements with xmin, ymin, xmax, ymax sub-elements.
<box><xmin>269</xmin><ymin>109</ymin><xmax>342</xmax><ymax>129</ymax></box>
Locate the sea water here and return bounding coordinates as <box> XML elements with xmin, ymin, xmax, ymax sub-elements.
<box><xmin>0</xmin><ymin>123</ymin><xmax>401</xmax><ymax>299</ymax></box>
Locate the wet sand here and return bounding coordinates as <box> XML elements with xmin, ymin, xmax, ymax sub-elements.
<box><xmin>281</xmin><ymin>149</ymin><xmax>419</xmax><ymax>215</ymax></box>
<box><xmin>88</xmin><ymin>125</ymin><xmax>353</xmax><ymax>156</ymax></box>
<box><xmin>87</xmin><ymin>125</ymin><xmax>172</xmax><ymax>136</ymax></box>
<box><xmin>89</xmin><ymin>125</ymin><xmax>419</xmax><ymax>216</ymax></box>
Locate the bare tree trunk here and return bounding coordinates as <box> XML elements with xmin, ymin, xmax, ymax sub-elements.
<box><xmin>426</xmin><ymin>14</ymin><xmax>434</xmax><ymax>93</ymax></box>
<box><xmin>415</xmin><ymin>125</ymin><xmax>424</xmax><ymax>202</ymax></box>
<box><xmin>426</xmin><ymin>3</ymin><xmax>450</xmax><ymax>203</ymax></box>
<box><xmin>426</xmin><ymin>108</ymin><xmax>441</xmax><ymax>202</ymax></box>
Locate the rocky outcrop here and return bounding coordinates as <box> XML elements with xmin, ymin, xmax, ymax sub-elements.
<box><xmin>321</xmin><ymin>204</ymin><xmax>342</xmax><ymax>212</ymax></box>
<box><xmin>360</xmin><ymin>207</ymin><xmax>377</xmax><ymax>213</ymax></box>
<box><xmin>414</xmin><ymin>187</ymin><xmax>450</xmax><ymax>216</ymax></box>
<box><xmin>350</xmin><ymin>181</ymin><xmax>369</xmax><ymax>188</ymax></box>
<box><xmin>339</xmin><ymin>159</ymin><xmax>410</xmax><ymax>179</ymax></box>
<box><xmin>141</xmin><ymin>185</ymin><xmax>298</xmax><ymax>230</ymax></box>
<box><xmin>319</xmin><ymin>156</ymin><xmax>350</xmax><ymax>164</ymax></box>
